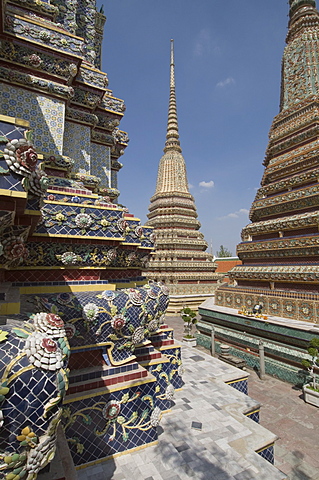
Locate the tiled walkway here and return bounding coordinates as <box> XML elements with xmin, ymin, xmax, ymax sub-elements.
<box><xmin>69</xmin><ymin>314</ymin><xmax>319</xmax><ymax>480</ymax></box>
<box><xmin>170</xmin><ymin>316</ymin><xmax>319</xmax><ymax>480</ymax></box>
<box><xmin>76</xmin><ymin>320</ymin><xmax>289</xmax><ymax>480</ymax></box>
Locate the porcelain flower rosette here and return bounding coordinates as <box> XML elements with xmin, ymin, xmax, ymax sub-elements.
<box><xmin>2</xmin><ymin>136</ymin><xmax>48</xmax><ymax>196</ymax></box>
<box><xmin>23</xmin><ymin>312</ymin><xmax>70</xmax><ymax>371</ymax></box>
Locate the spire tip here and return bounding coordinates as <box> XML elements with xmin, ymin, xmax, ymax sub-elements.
<box><xmin>165</xmin><ymin>39</ymin><xmax>181</xmax><ymax>153</ymax></box>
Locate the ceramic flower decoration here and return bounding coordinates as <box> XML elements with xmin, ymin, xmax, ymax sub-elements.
<box><xmin>165</xmin><ymin>384</ymin><xmax>175</xmax><ymax>400</ymax></box>
<box><xmin>107</xmin><ymin>249</ymin><xmax>117</xmax><ymax>262</ymax></box>
<box><xmin>83</xmin><ymin>303</ymin><xmax>99</xmax><ymax>322</ymax></box>
<box><xmin>60</xmin><ymin>251</ymin><xmax>78</xmax><ymax>265</ymax></box>
<box><xmin>75</xmin><ymin>213</ymin><xmax>93</xmax><ymax>229</ymax></box>
<box><xmin>128</xmin><ymin>288</ymin><xmax>144</xmax><ymax>306</ymax></box>
<box><xmin>150</xmin><ymin>407</ymin><xmax>162</xmax><ymax>427</ymax></box>
<box><xmin>111</xmin><ymin>314</ymin><xmax>126</xmax><ymax>331</ymax></box>
<box><xmin>31</xmin><ymin>312</ymin><xmax>65</xmax><ymax>337</ymax></box>
<box><xmin>131</xmin><ymin>326</ymin><xmax>145</xmax><ymax>345</ymax></box>
<box><xmin>102</xmin><ymin>400</ymin><xmax>121</xmax><ymax>420</ymax></box>
<box><xmin>3</xmin><ymin>138</ymin><xmax>38</xmax><ymax>175</ymax></box>
<box><xmin>2</xmin><ymin>236</ymin><xmax>29</xmax><ymax>261</ymax></box>
<box><xmin>147</xmin><ymin>319</ymin><xmax>159</xmax><ymax>333</ymax></box>
<box><xmin>24</xmin><ymin>332</ymin><xmax>63</xmax><ymax>371</ymax></box>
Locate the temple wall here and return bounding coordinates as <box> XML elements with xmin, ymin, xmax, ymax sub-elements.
<box><xmin>111</xmin><ymin>168</ymin><xmax>118</xmax><ymax>189</ymax></box>
<box><xmin>0</xmin><ymin>84</ymin><xmax>65</xmax><ymax>154</ymax></box>
<box><xmin>197</xmin><ymin>300</ymin><xmax>319</xmax><ymax>385</ymax></box>
<box><xmin>91</xmin><ymin>142</ymin><xmax>111</xmax><ymax>186</ymax></box>
<box><xmin>63</xmin><ymin>121</ymin><xmax>91</xmax><ymax>173</ymax></box>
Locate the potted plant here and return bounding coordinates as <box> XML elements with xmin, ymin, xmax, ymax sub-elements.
<box><xmin>302</xmin><ymin>338</ymin><xmax>319</xmax><ymax>407</ymax></box>
<box><xmin>181</xmin><ymin>306</ymin><xmax>197</xmax><ymax>346</ymax></box>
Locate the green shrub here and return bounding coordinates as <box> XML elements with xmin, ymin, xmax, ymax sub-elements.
<box><xmin>302</xmin><ymin>338</ymin><xmax>319</xmax><ymax>389</ymax></box>
<box><xmin>180</xmin><ymin>306</ymin><xmax>197</xmax><ymax>338</ymax></box>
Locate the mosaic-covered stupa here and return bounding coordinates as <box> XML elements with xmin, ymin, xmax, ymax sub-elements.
<box><xmin>145</xmin><ymin>40</ymin><xmax>218</xmax><ymax>313</ymax></box>
<box><xmin>215</xmin><ymin>0</ymin><xmax>319</xmax><ymax>323</ymax></box>
<box><xmin>0</xmin><ymin>0</ymin><xmax>183</xmax><ymax>477</ymax></box>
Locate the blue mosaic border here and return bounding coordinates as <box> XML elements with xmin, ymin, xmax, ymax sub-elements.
<box><xmin>226</xmin><ymin>378</ymin><xmax>248</xmax><ymax>396</ymax></box>
<box><xmin>196</xmin><ymin>330</ymin><xmax>308</xmax><ymax>386</ymax></box>
<box><xmin>257</xmin><ymin>444</ymin><xmax>274</xmax><ymax>465</ymax></box>
<box><xmin>245</xmin><ymin>409</ymin><xmax>260</xmax><ymax>423</ymax></box>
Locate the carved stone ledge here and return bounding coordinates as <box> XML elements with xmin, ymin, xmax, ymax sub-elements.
<box><xmin>250</xmin><ymin>191</ymin><xmax>319</xmax><ymax>221</ymax></box>
<box><xmin>228</xmin><ymin>265</ymin><xmax>319</xmax><ymax>282</ymax></box>
<box><xmin>237</xmin><ymin>234</ymin><xmax>319</xmax><ymax>254</ymax></box>
<box><xmin>242</xmin><ymin>211</ymin><xmax>319</xmax><ymax>239</ymax></box>
<box><xmin>255</xmin><ymin>167</ymin><xmax>319</xmax><ymax>200</ymax></box>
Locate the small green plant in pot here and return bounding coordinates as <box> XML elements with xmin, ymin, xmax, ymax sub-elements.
<box><xmin>302</xmin><ymin>338</ymin><xmax>319</xmax><ymax>391</ymax></box>
<box><xmin>302</xmin><ymin>338</ymin><xmax>319</xmax><ymax>406</ymax></box>
<box><xmin>181</xmin><ymin>306</ymin><xmax>197</xmax><ymax>339</ymax></box>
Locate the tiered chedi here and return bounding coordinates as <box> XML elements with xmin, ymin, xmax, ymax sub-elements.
<box><xmin>0</xmin><ymin>0</ymin><xmax>183</xmax><ymax>474</ymax></box>
<box><xmin>216</xmin><ymin>0</ymin><xmax>319</xmax><ymax>322</ymax></box>
<box><xmin>145</xmin><ymin>40</ymin><xmax>218</xmax><ymax>307</ymax></box>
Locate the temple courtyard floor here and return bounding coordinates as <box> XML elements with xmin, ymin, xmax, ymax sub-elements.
<box><xmin>76</xmin><ymin>316</ymin><xmax>319</xmax><ymax>480</ymax></box>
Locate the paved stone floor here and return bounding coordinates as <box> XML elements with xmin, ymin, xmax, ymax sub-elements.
<box><xmin>77</xmin><ymin>314</ymin><xmax>314</xmax><ymax>480</ymax></box>
<box><xmin>71</xmin><ymin>315</ymin><xmax>319</xmax><ymax>480</ymax></box>
<box><xmin>77</xmin><ymin>348</ymin><xmax>286</xmax><ymax>480</ymax></box>
<box><xmin>247</xmin><ymin>372</ymin><xmax>319</xmax><ymax>480</ymax></box>
<box><xmin>170</xmin><ymin>315</ymin><xmax>319</xmax><ymax>480</ymax></box>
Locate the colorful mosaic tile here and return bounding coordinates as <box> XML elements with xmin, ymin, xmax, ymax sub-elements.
<box><xmin>25</xmin><ymin>284</ymin><xmax>170</xmax><ymax>366</ymax></box>
<box><xmin>0</xmin><ymin>0</ymin><xmax>164</xmax><ymax>474</ymax></box>
<box><xmin>0</xmin><ymin>120</ymin><xmax>28</xmax><ymax>140</ymax></box>
<box><xmin>22</xmin><ymin>242</ymin><xmax>149</xmax><ymax>269</ymax></box>
<box><xmin>111</xmin><ymin>169</ymin><xmax>118</xmax><ymax>189</ymax></box>
<box><xmin>91</xmin><ymin>143</ymin><xmax>111</xmax><ymax>187</ymax></box>
<box><xmin>62</xmin><ymin>381</ymin><xmax>159</xmax><ymax>466</ymax></box>
<box><xmin>63</xmin><ymin>122</ymin><xmax>90</xmax><ymax>174</ymax></box>
<box><xmin>159</xmin><ymin>346</ymin><xmax>184</xmax><ymax>390</ymax></box>
<box><xmin>0</xmin><ymin>85</ymin><xmax>65</xmax><ymax>154</ymax></box>
<box><xmin>147</xmin><ymin>361</ymin><xmax>175</xmax><ymax>411</ymax></box>
<box><xmin>246</xmin><ymin>409</ymin><xmax>260</xmax><ymax>423</ymax></box>
<box><xmin>214</xmin><ymin>2</ymin><xmax>319</xmax><ymax>324</ymax></box>
<box><xmin>6</xmin><ymin>13</ymin><xmax>83</xmax><ymax>57</ymax></box>
<box><xmin>226</xmin><ymin>378</ymin><xmax>248</xmax><ymax>395</ymax></box>
<box><xmin>0</xmin><ymin>313</ymin><xmax>70</xmax><ymax>478</ymax></box>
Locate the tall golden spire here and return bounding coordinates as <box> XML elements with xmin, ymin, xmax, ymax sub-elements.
<box><xmin>164</xmin><ymin>39</ymin><xmax>182</xmax><ymax>154</ymax></box>
<box><xmin>153</xmin><ymin>40</ymin><xmax>188</xmax><ymax>195</ymax></box>
<box><xmin>145</xmin><ymin>40</ymin><xmax>218</xmax><ymax>307</ymax></box>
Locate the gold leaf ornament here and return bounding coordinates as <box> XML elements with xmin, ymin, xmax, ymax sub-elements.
<box><xmin>0</xmin><ymin>330</ymin><xmax>9</xmax><ymax>342</ymax></box>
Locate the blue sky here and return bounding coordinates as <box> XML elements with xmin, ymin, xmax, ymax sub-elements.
<box><xmin>97</xmin><ymin>0</ymin><xmax>289</xmax><ymax>255</ymax></box>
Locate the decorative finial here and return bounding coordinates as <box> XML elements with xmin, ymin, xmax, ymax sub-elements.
<box><xmin>287</xmin><ymin>0</ymin><xmax>319</xmax><ymax>40</ymax></box>
<box><xmin>164</xmin><ymin>39</ymin><xmax>182</xmax><ymax>154</ymax></box>
<box><xmin>289</xmin><ymin>0</ymin><xmax>316</xmax><ymax>17</ymax></box>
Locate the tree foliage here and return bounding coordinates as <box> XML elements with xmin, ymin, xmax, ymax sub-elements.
<box><xmin>216</xmin><ymin>245</ymin><xmax>233</xmax><ymax>257</ymax></box>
